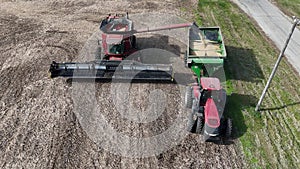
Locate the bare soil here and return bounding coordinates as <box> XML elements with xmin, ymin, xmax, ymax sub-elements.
<box><xmin>0</xmin><ymin>0</ymin><xmax>245</xmax><ymax>168</ymax></box>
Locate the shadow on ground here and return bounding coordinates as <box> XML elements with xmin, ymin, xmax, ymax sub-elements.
<box><xmin>225</xmin><ymin>93</ymin><xmax>258</xmax><ymax>139</ymax></box>
<box><xmin>196</xmin><ymin>93</ymin><xmax>257</xmax><ymax>145</ymax></box>
<box><xmin>259</xmin><ymin>101</ymin><xmax>300</xmax><ymax>111</ymax></box>
<box><xmin>137</xmin><ymin>34</ymin><xmax>182</xmax><ymax>57</ymax></box>
<box><xmin>225</xmin><ymin>46</ymin><xmax>264</xmax><ymax>82</ymax></box>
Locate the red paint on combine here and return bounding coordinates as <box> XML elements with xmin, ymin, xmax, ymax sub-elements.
<box><xmin>99</xmin><ymin>13</ymin><xmax>193</xmax><ymax>61</ymax></box>
<box><xmin>109</xmin><ymin>56</ymin><xmax>123</xmax><ymax>60</ymax></box>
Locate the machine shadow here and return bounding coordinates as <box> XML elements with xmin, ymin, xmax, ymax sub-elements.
<box><xmin>67</xmin><ymin>78</ymin><xmax>176</xmax><ymax>84</ymax></box>
<box><xmin>208</xmin><ymin>93</ymin><xmax>257</xmax><ymax>145</ymax></box>
<box><xmin>226</xmin><ymin>93</ymin><xmax>257</xmax><ymax>139</ymax></box>
<box><xmin>187</xmin><ymin>93</ymin><xmax>257</xmax><ymax>145</ymax></box>
<box><xmin>136</xmin><ymin>34</ymin><xmax>181</xmax><ymax>57</ymax></box>
<box><xmin>66</xmin><ymin>73</ymin><xmax>194</xmax><ymax>85</ymax></box>
<box><xmin>225</xmin><ymin>46</ymin><xmax>264</xmax><ymax>82</ymax></box>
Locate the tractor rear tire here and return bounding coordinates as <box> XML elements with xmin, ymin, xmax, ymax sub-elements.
<box><xmin>195</xmin><ymin>117</ymin><xmax>204</xmax><ymax>134</ymax></box>
<box><xmin>225</xmin><ymin>118</ymin><xmax>232</xmax><ymax>138</ymax></box>
<box><xmin>185</xmin><ymin>86</ymin><xmax>193</xmax><ymax>109</ymax></box>
<box><xmin>187</xmin><ymin>112</ymin><xmax>196</xmax><ymax>133</ymax></box>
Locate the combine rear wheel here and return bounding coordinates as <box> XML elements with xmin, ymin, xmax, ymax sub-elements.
<box><xmin>95</xmin><ymin>46</ymin><xmax>102</xmax><ymax>60</ymax></box>
<box><xmin>225</xmin><ymin>118</ymin><xmax>232</xmax><ymax>138</ymax></box>
<box><xmin>185</xmin><ymin>86</ymin><xmax>193</xmax><ymax>109</ymax></box>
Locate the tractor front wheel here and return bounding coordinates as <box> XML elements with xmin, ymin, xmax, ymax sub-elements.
<box><xmin>195</xmin><ymin>117</ymin><xmax>204</xmax><ymax>134</ymax></box>
<box><xmin>187</xmin><ymin>112</ymin><xmax>196</xmax><ymax>133</ymax></box>
<box><xmin>132</xmin><ymin>35</ymin><xmax>137</xmax><ymax>48</ymax></box>
<box><xmin>185</xmin><ymin>86</ymin><xmax>193</xmax><ymax>109</ymax></box>
<box><xmin>225</xmin><ymin>118</ymin><xmax>232</xmax><ymax>138</ymax></box>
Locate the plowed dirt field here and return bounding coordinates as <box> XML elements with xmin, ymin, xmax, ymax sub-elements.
<box><xmin>0</xmin><ymin>0</ymin><xmax>245</xmax><ymax>168</ymax></box>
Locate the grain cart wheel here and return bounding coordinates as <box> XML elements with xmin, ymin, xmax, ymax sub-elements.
<box><xmin>225</xmin><ymin>118</ymin><xmax>232</xmax><ymax>138</ymax></box>
<box><xmin>185</xmin><ymin>86</ymin><xmax>193</xmax><ymax>109</ymax></box>
<box><xmin>184</xmin><ymin>51</ymin><xmax>188</xmax><ymax>67</ymax></box>
<box><xmin>195</xmin><ymin>117</ymin><xmax>204</xmax><ymax>134</ymax></box>
<box><xmin>187</xmin><ymin>112</ymin><xmax>196</xmax><ymax>133</ymax></box>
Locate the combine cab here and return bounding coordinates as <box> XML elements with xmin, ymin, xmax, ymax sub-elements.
<box><xmin>99</xmin><ymin>13</ymin><xmax>136</xmax><ymax>60</ymax></box>
<box><xmin>49</xmin><ymin>13</ymin><xmax>192</xmax><ymax>81</ymax></box>
<box><xmin>185</xmin><ymin>25</ymin><xmax>232</xmax><ymax>141</ymax></box>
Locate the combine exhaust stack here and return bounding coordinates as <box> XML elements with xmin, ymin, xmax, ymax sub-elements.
<box><xmin>49</xmin><ymin>60</ymin><xmax>173</xmax><ymax>81</ymax></box>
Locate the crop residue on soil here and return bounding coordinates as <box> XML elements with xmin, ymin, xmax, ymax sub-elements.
<box><xmin>0</xmin><ymin>0</ymin><xmax>245</xmax><ymax>168</ymax></box>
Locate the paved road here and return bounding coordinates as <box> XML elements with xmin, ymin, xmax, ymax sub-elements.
<box><xmin>232</xmin><ymin>0</ymin><xmax>300</xmax><ymax>75</ymax></box>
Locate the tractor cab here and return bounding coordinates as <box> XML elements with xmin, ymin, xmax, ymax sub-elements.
<box><xmin>200</xmin><ymin>77</ymin><xmax>229</xmax><ymax>139</ymax></box>
<box><xmin>199</xmin><ymin>77</ymin><xmax>222</xmax><ymax>105</ymax></box>
<box><xmin>186</xmin><ymin>77</ymin><xmax>231</xmax><ymax>141</ymax></box>
<box><xmin>200</xmin><ymin>78</ymin><xmax>222</xmax><ymax>130</ymax></box>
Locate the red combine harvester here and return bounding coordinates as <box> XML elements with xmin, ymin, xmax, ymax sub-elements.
<box><xmin>185</xmin><ymin>77</ymin><xmax>232</xmax><ymax>141</ymax></box>
<box><xmin>49</xmin><ymin>13</ymin><xmax>193</xmax><ymax>80</ymax></box>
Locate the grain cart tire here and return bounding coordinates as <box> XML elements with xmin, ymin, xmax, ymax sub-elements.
<box><xmin>187</xmin><ymin>112</ymin><xmax>196</xmax><ymax>133</ymax></box>
<box><xmin>185</xmin><ymin>86</ymin><xmax>193</xmax><ymax>109</ymax></box>
<box><xmin>225</xmin><ymin>118</ymin><xmax>232</xmax><ymax>138</ymax></box>
<box><xmin>195</xmin><ymin>117</ymin><xmax>204</xmax><ymax>134</ymax></box>
<box><xmin>184</xmin><ymin>51</ymin><xmax>188</xmax><ymax>67</ymax></box>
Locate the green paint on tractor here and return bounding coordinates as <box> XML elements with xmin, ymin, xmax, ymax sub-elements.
<box><xmin>191</xmin><ymin>58</ymin><xmax>224</xmax><ymax>82</ymax></box>
<box><xmin>185</xmin><ymin>26</ymin><xmax>226</xmax><ymax>82</ymax></box>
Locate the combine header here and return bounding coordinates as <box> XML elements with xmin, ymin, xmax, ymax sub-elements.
<box><xmin>49</xmin><ymin>13</ymin><xmax>192</xmax><ymax>81</ymax></box>
<box><xmin>49</xmin><ymin>60</ymin><xmax>173</xmax><ymax>80</ymax></box>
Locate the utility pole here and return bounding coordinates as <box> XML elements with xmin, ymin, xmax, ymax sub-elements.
<box><xmin>255</xmin><ymin>16</ymin><xmax>300</xmax><ymax>111</ymax></box>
